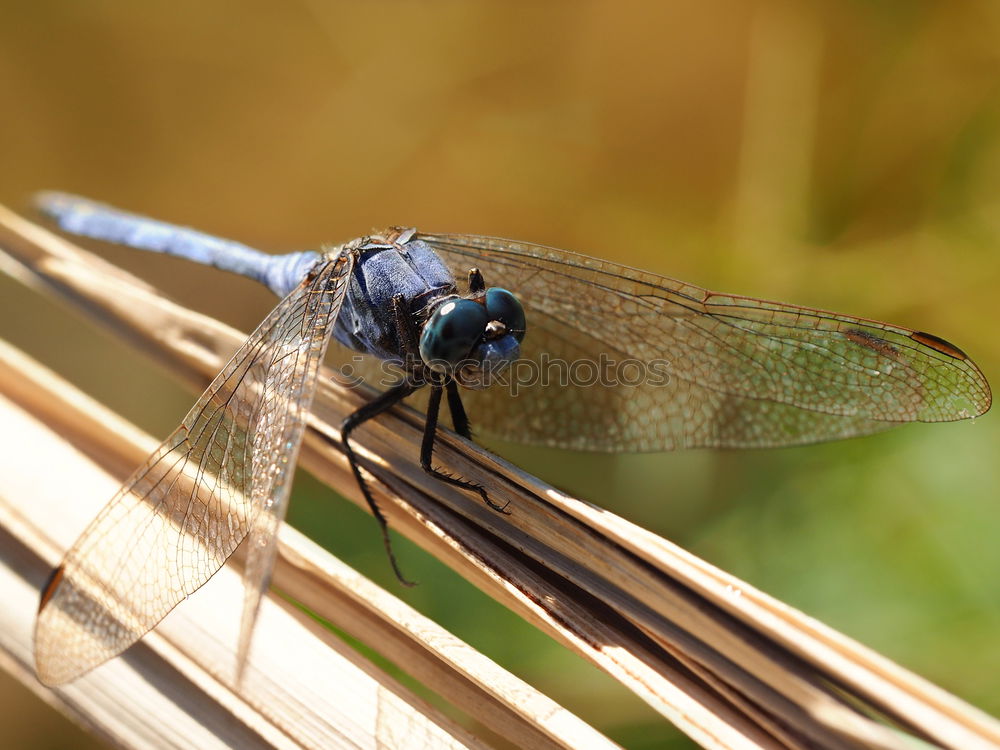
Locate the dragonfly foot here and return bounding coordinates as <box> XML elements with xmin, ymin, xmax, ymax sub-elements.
<box><xmin>385</xmin><ymin>540</ymin><xmax>418</xmax><ymax>588</ymax></box>
<box><xmin>425</xmin><ymin>466</ymin><xmax>511</xmax><ymax>515</ymax></box>
<box><xmin>480</xmin><ymin>489</ymin><xmax>511</xmax><ymax>515</ymax></box>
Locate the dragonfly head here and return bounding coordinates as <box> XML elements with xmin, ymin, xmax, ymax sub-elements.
<box><xmin>419</xmin><ymin>287</ymin><xmax>526</xmax><ymax>390</ymax></box>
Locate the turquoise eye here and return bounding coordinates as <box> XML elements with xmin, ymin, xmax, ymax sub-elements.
<box><xmin>419</xmin><ymin>299</ymin><xmax>489</xmax><ymax>371</ymax></box>
<box><xmin>485</xmin><ymin>288</ymin><xmax>526</xmax><ymax>342</ymax></box>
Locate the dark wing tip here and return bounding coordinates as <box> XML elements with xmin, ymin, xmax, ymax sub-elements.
<box><xmin>38</xmin><ymin>564</ymin><xmax>64</xmax><ymax>614</ymax></box>
<box><xmin>910</xmin><ymin>330</ymin><xmax>970</xmax><ymax>360</ymax></box>
<box><xmin>911</xmin><ymin>330</ymin><xmax>993</xmax><ymax>416</ymax></box>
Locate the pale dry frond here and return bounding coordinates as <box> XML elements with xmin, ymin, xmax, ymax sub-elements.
<box><xmin>1</xmin><ymin>203</ymin><xmax>999</xmax><ymax>749</ymax></box>
<box><xmin>0</xmin><ymin>336</ymin><xmax>616</xmax><ymax>750</ymax></box>
<box><xmin>0</xmin><ymin>343</ymin><xmax>493</xmax><ymax>749</ymax></box>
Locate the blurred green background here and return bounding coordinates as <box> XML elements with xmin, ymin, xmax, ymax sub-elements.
<box><xmin>1</xmin><ymin>2</ymin><xmax>999</xmax><ymax>748</ymax></box>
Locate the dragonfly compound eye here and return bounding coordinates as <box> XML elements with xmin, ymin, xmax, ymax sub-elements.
<box><xmin>484</xmin><ymin>288</ymin><xmax>526</xmax><ymax>343</ymax></box>
<box><xmin>420</xmin><ymin>298</ymin><xmax>490</xmax><ymax>372</ymax></box>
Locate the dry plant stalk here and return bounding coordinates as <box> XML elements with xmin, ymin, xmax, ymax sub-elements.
<box><xmin>0</xmin><ymin>315</ymin><xmax>615</xmax><ymax>747</ymax></box>
<box><xmin>1</xmin><ymin>202</ymin><xmax>998</xmax><ymax>750</ymax></box>
<box><xmin>0</xmin><ymin>342</ymin><xmax>498</xmax><ymax>749</ymax></box>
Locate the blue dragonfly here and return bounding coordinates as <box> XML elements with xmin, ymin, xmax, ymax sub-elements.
<box><xmin>32</xmin><ymin>193</ymin><xmax>991</xmax><ymax>685</ymax></box>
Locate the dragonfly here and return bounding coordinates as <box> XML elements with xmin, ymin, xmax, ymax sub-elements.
<box><xmin>32</xmin><ymin>192</ymin><xmax>991</xmax><ymax>686</ymax></box>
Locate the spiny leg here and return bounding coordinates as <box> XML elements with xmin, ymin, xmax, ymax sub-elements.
<box><xmin>421</xmin><ymin>382</ymin><xmax>509</xmax><ymax>514</ymax></box>
<box><xmin>341</xmin><ymin>381</ymin><xmax>417</xmax><ymax>586</ymax></box>
<box><xmin>445</xmin><ymin>380</ymin><xmax>472</xmax><ymax>439</ymax></box>
<box><xmin>390</xmin><ymin>293</ymin><xmax>422</xmax><ymax>370</ymax></box>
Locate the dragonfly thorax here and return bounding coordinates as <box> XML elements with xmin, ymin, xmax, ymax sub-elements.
<box><xmin>332</xmin><ymin>235</ymin><xmax>456</xmax><ymax>362</ymax></box>
<box><xmin>332</xmin><ymin>230</ymin><xmax>527</xmax><ymax>389</ymax></box>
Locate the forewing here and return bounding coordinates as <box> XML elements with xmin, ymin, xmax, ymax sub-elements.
<box><xmin>34</xmin><ymin>253</ymin><xmax>353</xmax><ymax>685</ymax></box>
<box><xmin>235</xmin><ymin>253</ymin><xmax>353</xmax><ymax>676</ymax></box>
<box><xmin>421</xmin><ymin>234</ymin><xmax>991</xmax><ymax>451</ymax></box>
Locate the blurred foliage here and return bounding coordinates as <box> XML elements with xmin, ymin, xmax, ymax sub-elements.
<box><xmin>1</xmin><ymin>2</ymin><xmax>999</xmax><ymax>748</ymax></box>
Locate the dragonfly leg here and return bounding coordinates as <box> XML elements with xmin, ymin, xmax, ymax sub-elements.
<box><xmin>390</xmin><ymin>293</ymin><xmax>422</xmax><ymax>365</ymax></box>
<box><xmin>421</xmin><ymin>382</ymin><xmax>510</xmax><ymax>514</ymax></box>
<box><xmin>341</xmin><ymin>381</ymin><xmax>418</xmax><ymax>586</ymax></box>
<box><xmin>445</xmin><ymin>380</ymin><xmax>472</xmax><ymax>438</ymax></box>
<box><xmin>467</xmin><ymin>268</ymin><xmax>486</xmax><ymax>294</ymax></box>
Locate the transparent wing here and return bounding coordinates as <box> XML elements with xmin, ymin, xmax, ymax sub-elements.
<box><xmin>421</xmin><ymin>234</ymin><xmax>991</xmax><ymax>451</ymax></box>
<box><xmin>34</xmin><ymin>253</ymin><xmax>353</xmax><ymax>686</ymax></box>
